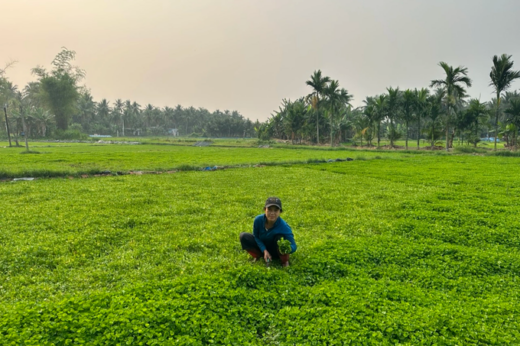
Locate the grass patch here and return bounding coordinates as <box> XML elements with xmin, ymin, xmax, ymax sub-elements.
<box><xmin>454</xmin><ymin>146</ymin><xmax>488</xmax><ymax>154</ymax></box>
<box><xmin>490</xmin><ymin>150</ymin><xmax>520</xmax><ymax>157</ymax></box>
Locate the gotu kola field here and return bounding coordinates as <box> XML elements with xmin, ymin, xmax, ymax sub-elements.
<box><xmin>1</xmin><ymin>141</ymin><xmax>520</xmax><ymax>345</ymax></box>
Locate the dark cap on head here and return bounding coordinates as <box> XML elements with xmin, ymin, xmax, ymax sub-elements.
<box><xmin>265</xmin><ymin>197</ymin><xmax>282</xmax><ymax>211</ymax></box>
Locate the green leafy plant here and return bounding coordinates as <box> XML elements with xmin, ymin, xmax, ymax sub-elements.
<box><xmin>1</xmin><ymin>144</ymin><xmax>520</xmax><ymax>344</ymax></box>
<box><xmin>277</xmin><ymin>238</ymin><xmax>292</xmax><ymax>255</ymax></box>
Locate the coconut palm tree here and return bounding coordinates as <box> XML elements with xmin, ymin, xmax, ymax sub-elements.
<box><xmin>96</xmin><ymin>99</ymin><xmax>111</xmax><ymax>133</ymax></box>
<box><xmin>489</xmin><ymin>54</ymin><xmax>520</xmax><ymax>151</ymax></box>
<box><xmin>112</xmin><ymin>99</ymin><xmax>124</xmax><ymax>135</ymax></box>
<box><xmin>30</xmin><ymin>107</ymin><xmax>54</xmax><ymax>137</ymax></box>
<box><xmin>362</xmin><ymin>97</ymin><xmax>377</xmax><ymax>146</ymax></box>
<box><xmin>306</xmin><ymin>70</ymin><xmax>331</xmax><ymax>144</ymax></box>
<box><xmin>430</xmin><ymin>62</ymin><xmax>472</xmax><ymax>151</ymax></box>
<box><xmin>75</xmin><ymin>91</ymin><xmax>96</xmax><ymax>132</ymax></box>
<box><xmin>23</xmin><ymin>82</ymin><xmax>43</xmax><ymax>108</ymax></box>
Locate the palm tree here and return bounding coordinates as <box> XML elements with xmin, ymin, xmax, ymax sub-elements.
<box><xmin>123</xmin><ymin>100</ymin><xmax>133</xmax><ymax>136</ymax></box>
<box><xmin>23</xmin><ymin>82</ymin><xmax>43</xmax><ymax>108</ymax></box>
<box><xmin>505</xmin><ymin>98</ymin><xmax>520</xmax><ymax>150</ymax></box>
<box><xmin>96</xmin><ymin>99</ymin><xmax>111</xmax><ymax>133</ymax></box>
<box><xmin>425</xmin><ymin>89</ymin><xmax>445</xmax><ymax>149</ymax></box>
<box><xmin>373</xmin><ymin>95</ymin><xmax>387</xmax><ymax>148</ymax></box>
<box><xmin>430</xmin><ymin>62</ymin><xmax>472</xmax><ymax>151</ymax></box>
<box><xmin>280</xmin><ymin>98</ymin><xmax>306</xmax><ymax>143</ymax></box>
<box><xmin>131</xmin><ymin>101</ymin><xmax>142</xmax><ymax>133</ymax></box>
<box><xmin>323</xmin><ymin>80</ymin><xmax>353</xmax><ymax>146</ymax></box>
<box><xmin>362</xmin><ymin>97</ymin><xmax>377</xmax><ymax>146</ymax></box>
<box><xmin>401</xmin><ymin>89</ymin><xmax>415</xmax><ymax>150</ymax></box>
<box><xmin>385</xmin><ymin>87</ymin><xmax>401</xmax><ymax>148</ymax></box>
<box><xmin>0</xmin><ymin>78</ymin><xmax>18</xmax><ymax>146</ymax></box>
<box><xmin>352</xmin><ymin>109</ymin><xmax>370</xmax><ymax>146</ymax></box>
<box><xmin>112</xmin><ymin>99</ymin><xmax>124</xmax><ymax>135</ymax></box>
<box><xmin>464</xmin><ymin>99</ymin><xmax>489</xmax><ymax>147</ymax></box>
<box><xmin>306</xmin><ymin>70</ymin><xmax>331</xmax><ymax>144</ymax></box>
<box><xmin>13</xmin><ymin>91</ymin><xmax>31</xmax><ymax>151</ymax></box>
<box><xmin>414</xmin><ymin>88</ymin><xmax>429</xmax><ymax>149</ymax></box>
<box><xmin>76</xmin><ymin>91</ymin><xmax>96</xmax><ymax>132</ymax></box>
<box><xmin>29</xmin><ymin>107</ymin><xmax>54</xmax><ymax>137</ymax></box>
<box><xmin>336</xmin><ymin>106</ymin><xmax>353</xmax><ymax>145</ymax></box>
<box><xmin>489</xmin><ymin>54</ymin><xmax>520</xmax><ymax>151</ymax></box>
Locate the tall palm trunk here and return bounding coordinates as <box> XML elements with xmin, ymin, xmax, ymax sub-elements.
<box><xmin>446</xmin><ymin>106</ymin><xmax>450</xmax><ymax>152</ymax></box>
<box><xmin>513</xmin><ymin>126</ymin><xmax>518</xmax><ymax>151</ymax></box>
<box><xmin>316</xmin><ymin>109</ymin><xmax>319</xmax><ymax>144</ymax></box>
<box><xmin>494</xmin><ymin>93</ymin><xmax>500</xmax><ymax>151</ymax></box>
<box><xmin>330</xmin><ymin>111</ymin><xmax>333</xmax><ymax>147</ymax></box>
<box><xmin>417</xmin><ymin>115</ymin><xmax>421</xmax><ymax>149</ymax></box>
<box><xmin>474</xmin><ymin>121</ymin><xmax>478</xmax><ymax>148</ymax></box>
<box><xmin>431</xmin><ymin>128</ymin><xmax>434</xmax><ymax>149</ymax></box>
<box><xmin>446</xmin><ymin>125</ymin><xmax>450</xmax><ymax>151</ymax></box>
<box><xmin>377</xmin><ymin>122</ymin><xmax>381</xmax><ymax>148</ymax></box>
<box><xmin>390</xmin><ymin>120</ymin><xmax>394</xmax><ymax>147</ymax></box>
<box><xmin>405</xmin><ymin>120</ymin><xmax>409</xmax><ymax>150</ymax></box>
<box><xmin>3</xmin><ymin>106</ymin><xmax>12</xmax><ymax>147</ymax></box>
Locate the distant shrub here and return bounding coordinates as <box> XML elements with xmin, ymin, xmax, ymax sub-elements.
<box><xmin>492</xmin><ymin>151</ymin><xmax>520</xmax><ymax>157</ymax></box>
<box><xmin>53</xmin><ymin>129</ymin><xmax>88</xmax><ymax>140</ymax></box>
<box><xmin>256</xmin><ymin>140</ymin><xmax>275</xmax><ymax>146</ymax></box>
<box><xmin>454</xmin><ymin>146</ymin><xmax>488</xmax><ymax>154</ymax></box>
<box><xmin>69</xmin><ymin>123</ymin><xmax>83</xmax><ymax>132</ymax></box>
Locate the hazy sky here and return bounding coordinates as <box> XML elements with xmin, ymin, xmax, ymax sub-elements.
<box><xmin>2</xmin><ymin>0</ymin><xmax>520</xmax><ymax>121</ymax></box>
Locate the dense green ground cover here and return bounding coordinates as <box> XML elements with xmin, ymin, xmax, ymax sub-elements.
<box><xmin>1</xmin><ymin>150</ymin><xmax>519</xmax><ymax>344</ymax></box>
<box><xmin>0</xmin><ymin>142</ymin><xmax>410</xmax><ymax>178</ymax></box>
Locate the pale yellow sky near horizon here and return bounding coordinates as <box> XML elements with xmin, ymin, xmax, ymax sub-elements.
<box><xmin>2</xmin><ymin>0</ymin><xmax>520</xmax><ymax>121</ymax></box>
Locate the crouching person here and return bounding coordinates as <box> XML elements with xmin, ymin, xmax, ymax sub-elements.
<box><xmin>240</xmin><ymin>197</ymin><xmax>297</xmax><ymax>268</ymax></box>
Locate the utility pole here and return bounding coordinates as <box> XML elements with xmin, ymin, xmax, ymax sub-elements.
<box><xmin>3</xmin><ymin>104</ymin><xmax>12</xmax><ymax>147</ymax></box>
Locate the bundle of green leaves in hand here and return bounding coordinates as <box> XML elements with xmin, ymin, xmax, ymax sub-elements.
<box><xmin>277</xmin><ymin>238</ymin><xmax>292</xmax><ymax>255</ymax></box>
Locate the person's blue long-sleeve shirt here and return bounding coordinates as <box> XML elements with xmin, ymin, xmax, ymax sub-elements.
<box><xmin>252</xmin><ymin>214</ymin><xmax>297</xmax><ymax>254</ymax></box>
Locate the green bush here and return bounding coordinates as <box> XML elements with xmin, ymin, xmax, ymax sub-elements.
<box><xmin>491</xmin><ymin>151</ymin><xmax>520</xmax><ymax>157</ymax></box>
<box><xmin>53</xmin><ymin>129</ymin><xmax>88</xmax><ymax>140</ymax></box>
<box><xmin>454</xmin><ymin>146</ymin><xmax>488</xmax><ymax>154</ymax></box>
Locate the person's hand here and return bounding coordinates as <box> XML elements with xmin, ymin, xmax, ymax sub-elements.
<box><xmin>264</xmin><ymin>250</ymin><xmax>272</xmax><ymax>262</ymax></box>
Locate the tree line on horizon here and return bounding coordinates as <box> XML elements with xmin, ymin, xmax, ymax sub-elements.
<box><xmin>0</xmin><ymin>48</ymin><xmax>256</xmax><ymax>143</ymax></box>
<box><xmin>2</xmin><ymin>48</ymin><xmax>520</xmax><ymax>151</ymax></box>
<box><xmin>257</xmin><ymin>55</ymin><xmax>520</xmax><ymax>151</ymax></box>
